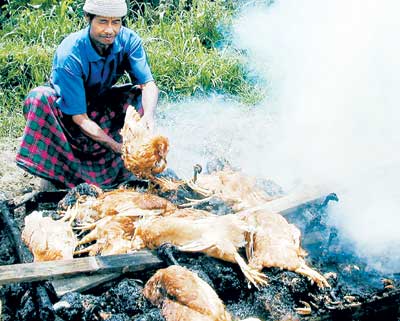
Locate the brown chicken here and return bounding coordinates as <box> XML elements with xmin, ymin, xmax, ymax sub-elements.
<box><xmin>91</xmin><ymin>189</ymin><xmax>177</xmax><ymax>216</ymax></box>
<box><xmin>165</xmin><ymin>208</ymin><xmax>216</xmax><ymax>219</ymax></box>
<box><xmin>121</xmin><ymin>106</ymin><xmax>169</xmax><ymax>179</ymax></box>
<box><xmin>63</xmin><ymin>189</ymin><xmax>176</xmax><ymax>225</ymax></box>
<box><xmin>74</xmin><ymin>215</ymin><xmax>135</xmax><ymax>256</ymax></box>
<box><xmin>185</xmin><ymin>168</ymin><xmax>276</xmax><ymax>212</ymax></box>
<box><xmin>132</xmin><ymin>213</ymin><xmax>267</xmax><ymax>287</ymax></box>
<box><xmin>69</xmin><ymin>189</ymin><xmax>177</xmax><ymax>256</ymax></box>
<box><xmin>143</xmin><ymin>265</ymin><xmax>232</xmax><ymax>321</ymax></box>
<box><xmin>242</xmin><ymin>210</ymin><xmax>330</xmax><ymax>288</ymax></box>
<box><xmin>21</xmin><ymin>211</ymin><xmax>77</xmax><ymax>261</ymax></box>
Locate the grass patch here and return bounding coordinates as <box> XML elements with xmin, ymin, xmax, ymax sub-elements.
<box><xmin>0</xmin><ymin>0</ymin><xmax>265</xmax><ymax>138</ymax></box>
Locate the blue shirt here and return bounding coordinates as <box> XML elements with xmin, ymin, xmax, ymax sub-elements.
<box><xmin>51</xmin><ymin>26</ymin><xmax>154</xmax><ymax>115</ymax></box>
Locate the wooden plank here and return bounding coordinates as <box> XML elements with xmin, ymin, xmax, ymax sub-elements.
<box><xmin>0</xmin><ymin>251</ymin><xmax>163</xmax><ymax>286</ymax></box>
<box><xmin>52</xmin><ymin>273</ymin><xmax>121</xmax><ymax>297</ymax></box>
<box><xmin>239</xmin><ymin>186</ymin><xmax>338</xmax><ymax>216</ymax></box>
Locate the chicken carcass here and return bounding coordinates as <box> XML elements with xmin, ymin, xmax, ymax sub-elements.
<box><xmin>243</xmin><ymin>210</ymin><xmax>330</xmax><ymax>288</ymax></box>
<box><xmin>63</xmin><ymin>189</ymin><xmax>176</xmax><ymax>226</ymax></box>
<box><xmin>143</xmin><ymin>265</ymin><xmax>232</xmax><ymax>321</ymax></box>
<box><xmin>70</xmin><ymin>189</ymin><xmax>177</xmax><ymax>255</ymax></box>
<box><xmin>121</xmin><ymin>106</ymin><xmax>169</xmax><ymax>179</ymax></box>
<box><xmin>21</xmin><ymin>211</ymin><xmax>77</xmax><ymax>261</ymax></box>
<box><xmin>133</xmin><ymin>213</ymin><xmax>267</xmax><ymax>287</ymax></box>
<box><xmin>91</xmin><ymin>189</ymin><xmax>177</xmax><ymax>216</ymax></box>
<box><xmin>74</xmin><ymin>215</ymin><xmax>135</xmax><ymax>256</ymax></box>
<box><xmin>186</xmin><ymin>168</ymin><xmax>276</xmax><ymax>212</ymax></box>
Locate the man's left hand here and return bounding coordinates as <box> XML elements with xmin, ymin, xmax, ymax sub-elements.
<box><xmin>139</xmin><ymin>112</ymin><xmax>155</xmax><ymax>132</ymax></box>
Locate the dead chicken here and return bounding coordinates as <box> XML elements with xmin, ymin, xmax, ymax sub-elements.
<box><xmin>144</xmin><ymin>265</ymin><xmax>232</xmax><ymax>321</ymax></box>
<box><xmin>61</xmin><ymin>196</ymin><xmax>101</xmax><ymax>226</ymax></box>
<box><xmin>69</xmin><ymin>190</ymin><xmax>177</xmax><ymax>256</ymax></box>
<box><xmin>121</xmin><ymin>106</ymin><xmax>169</xmax><ymax>179</ymax></box>
<box><xmin>132</xmin><ymin>213</ymin><xmax>268</xmax><ymax>287</ymax></box>
<box><xmin>91</xmin><ymin>189</ymin><xmax>177</xmax><ymax>216</ymax></box>
<box><xmin>242</xmin><ymin>210</ymin><xmax>330</xmax><ymax>288</ymax></box>
<box><xmin>21</xmin><ymin>211</ymin><xmax>77</xmax><ymax>261</ymax></box>
<box><xmin>62</xmin><ymin>189</ymin><xmax>177</xmax><ymax>226</ymax></box>
<box><xmin>185</xmin><ymin>167</ymin><xmax>276</xmax><ymax>212</ymax></box>
<box><xmin>74</xmin><ymin>215</ymin><xmax>135</xmax><ymax>256</ymax></box>
<box><xmin>165</xmin><ymin>208</ymin><xmax>216</xmax><ymax>219</ymax></box>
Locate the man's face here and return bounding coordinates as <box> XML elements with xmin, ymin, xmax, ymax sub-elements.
<box><xmin>89</xmin><ymin>16</ymin><xmax>122</xmax><ymax>48</ymax></box>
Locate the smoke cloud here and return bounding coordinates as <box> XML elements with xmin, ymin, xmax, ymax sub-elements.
<box><xmin>158</xmin><ymin>0</ymin><xmax>400</xmax><ymax>272</ymax></box>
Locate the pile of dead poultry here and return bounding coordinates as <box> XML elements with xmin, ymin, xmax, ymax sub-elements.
<box><xmin>4</xmin><ymin>109</ymin><xmax>399</xmax><ymax>321</ymax></box>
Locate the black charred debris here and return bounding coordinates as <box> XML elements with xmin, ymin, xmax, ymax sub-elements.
<box><xmin>0</xmin><ymin>173</ymin><xmax>399</xmax><ymax>321</ymax></box>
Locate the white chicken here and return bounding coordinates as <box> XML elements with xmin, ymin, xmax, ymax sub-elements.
<box><xmin>132</xmin><ymin>213</ymin><xmax>267</xmax><ymax>287</ymax></box>
<box><xmin>185</xmin><ymin>168</ymin><xmax>276</xmax><ymax>212</ymax></box>
<box><xmin>242</xmin><ymin>210</ymin><xmax>330</xmax><ymax>288</ymax></box>
<box><xmin>21</xmin><ymin>211</ymin><xmax>77</xmax><ymax>262</ymax></box>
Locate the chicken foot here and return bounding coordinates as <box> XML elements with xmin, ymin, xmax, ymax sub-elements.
<box><xmin>295</xmin><ymin>264</ymin><xmax>330</xmax><ymax>288</ymax></box>
<box><xmin>178</xmin><ymin>241</ymin><xmax>268</xmax><ymax>289</ymax></box>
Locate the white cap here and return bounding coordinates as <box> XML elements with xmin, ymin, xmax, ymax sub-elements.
<box><xmin>83</xmin><ymin>0</ymin><xmax>127</xmax><ymax>18</ymax></box>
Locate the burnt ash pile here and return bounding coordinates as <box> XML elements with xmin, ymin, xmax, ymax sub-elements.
<box><xmin>0</xmin><ymin>172</ymin><xmax>399</xmax><ymax>321</ymax></box>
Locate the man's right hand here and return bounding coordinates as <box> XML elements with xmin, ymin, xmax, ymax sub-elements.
<box><xmin>110</xmin><ymin>141</ymin><xmax>122</xmax><ymax>154</ymax></box>
<box><xmin>72</xmin><ymin>113</ymin><xmax>122</xmax><ymax>154</ymax></box>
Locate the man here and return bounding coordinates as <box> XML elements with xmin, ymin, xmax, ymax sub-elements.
<box><xmin>16</xmin><ymin>0</ymin><xmax>159</xmax><ymax>190</ymax></box>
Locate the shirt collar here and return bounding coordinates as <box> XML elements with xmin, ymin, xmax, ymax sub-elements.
<box><xmin>111</xmin><ymin>28</ymin><xmax>123</xmax><ymax>54</ymax></box>
<box><xmin>84</xmin><ymin>26</ymin><xmax>102</xmax><ymax>62</ymax></box>
<box><xmin>84</xmin><ymin>26</ymin><xmax>123</xmax><ymax>62</ymax></box>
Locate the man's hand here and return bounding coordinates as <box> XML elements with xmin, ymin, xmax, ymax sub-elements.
<box><xmin>110</xmin><ymin>141</ymin><xmax>122</xmax><ymax>154</ymax></box>
<box><xmin>139</xmin><ymin>112</ymin><xmax>155</xmax><ymax>132</ymax></box>
<box><xmin>72</xmin><ymin>113</ymin><xmax>122</xmax><ymax>154</ymax></box>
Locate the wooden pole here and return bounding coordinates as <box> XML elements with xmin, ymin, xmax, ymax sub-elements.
<box><xmin>0</xmin><ymin>251</ymin><xmax>163</xmax><ymax>286</ymax></box>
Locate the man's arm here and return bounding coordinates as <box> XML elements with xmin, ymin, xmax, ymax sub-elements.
<box><xmin>138</xmin><ymin>81</ymin><xmax>159</xmax><ymax>131</ymax></box>
<box><xmin>72</xmin><ymin>114</ymin><xmax>122</xmax><ymax>153</ymax></box>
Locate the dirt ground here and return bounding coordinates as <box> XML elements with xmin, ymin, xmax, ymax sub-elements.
<box><xmin>0</xmin><ymin>138</ymin><xmax>40</xmax><ymax>202</ymax></box>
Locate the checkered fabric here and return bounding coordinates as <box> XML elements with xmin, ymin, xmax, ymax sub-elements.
<box><xmin>16</xmin><ymin>85</ymin><xmax>142</xmax><ymax>188</ymax></box>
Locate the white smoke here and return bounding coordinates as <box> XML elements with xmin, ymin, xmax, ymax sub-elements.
<box><xmin>157</xmin><ymin>0</ymin><xmax>400</xmax><ymax>272</ymax></box>
<box><xmin>231</xmin><ymin>0</ymin><xmax>400</xmax><ymax>273</ymax></box>
<box><xmin>157</xmin><ymin>96</ymin><xmax>276</xmax><ymax>179</ymax></box>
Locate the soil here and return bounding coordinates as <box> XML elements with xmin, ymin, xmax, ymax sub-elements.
<box><xmin>0</xmin><ymin>138</ymin><xmax>40</xmax><ymax>201</ymax></box>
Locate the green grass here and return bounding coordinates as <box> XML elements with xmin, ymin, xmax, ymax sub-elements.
<box><xmin>0</xmin><ymin>0</ymin><xmax>265</xmax><ymax>137</ymax></box>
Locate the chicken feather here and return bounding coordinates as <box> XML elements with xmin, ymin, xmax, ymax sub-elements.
<box><xmin>243</xmin><ymin>210</ymin><xmax>330</xmax><ymax>288</ymax></box>
<box><xmin>133</xmin><ymin>214</ymin><xmax>268</xmax><ymax>287</ymax></box>
<box><xmin>121</xmin><ymin>106</ymin><xmax>169</xmax><ymax>179</ymax></box>
<box><xmin>21</xmin><ymin>211</ymin><xmax>77</xmax><ymax>262</ymax></box>
<box><xmin>144</xmin><ymin>265</ymin><xmax>232</xmax><ymax>321</ymax></box>
<box><xmin>186</xmin><ymin>169</ymin><xmax>276</xmax><ymax>211</ymax></box>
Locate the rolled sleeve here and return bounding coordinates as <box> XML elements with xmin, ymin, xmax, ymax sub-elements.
<box><xmin>52</xmin><ymin>66</ymin><xmax>87</xmax><ymax>115</ymax></box>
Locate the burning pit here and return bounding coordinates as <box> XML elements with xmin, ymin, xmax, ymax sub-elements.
<box><xmin>0</xmin><ymin>167</ymin><xmax>399</xmax><ymax>321</ymax></box>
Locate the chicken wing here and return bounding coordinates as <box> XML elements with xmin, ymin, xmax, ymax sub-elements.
<box><xmin>143</xmin><ymin>265</ymin><xmax>232</xmax><ymax>321</ymax></box>
<box><xmin>121</xmin><ymin>106</ymin><xmax>169</xmax><ymax>179</ymax></box>
<box><xmin>243</xmin><ymin>210</ymin><xmax>330</xmax><ymax>288</ymax></box>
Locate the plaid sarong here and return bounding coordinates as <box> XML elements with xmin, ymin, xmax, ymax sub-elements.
<box><xmin>16</xmin><ymin>85</ymin><xmax>143</xmax><ymax>189</ymax></box>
